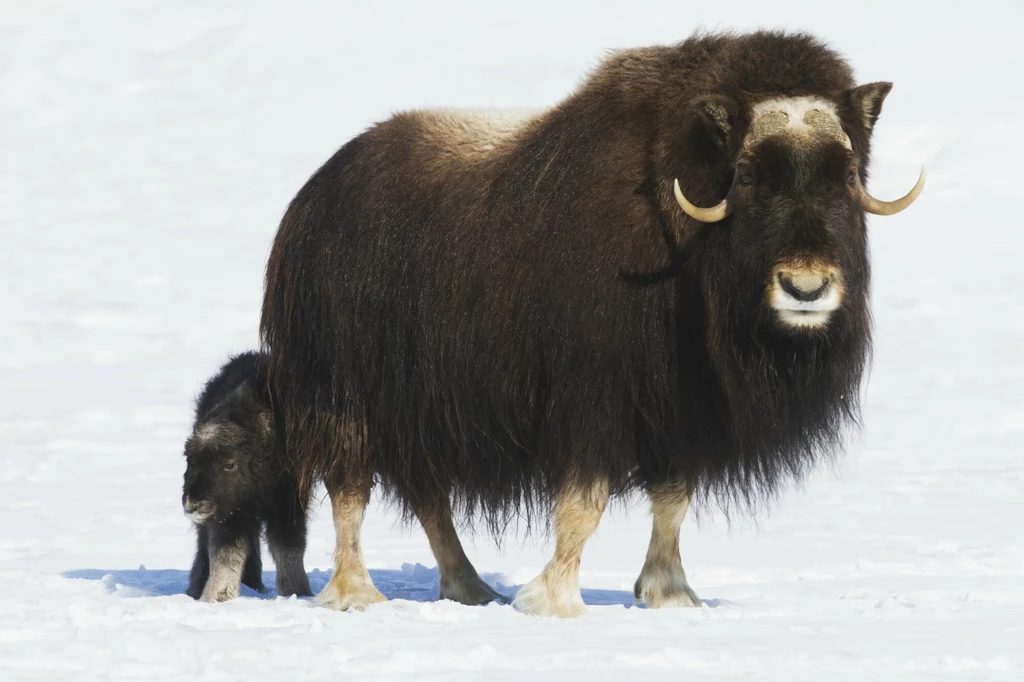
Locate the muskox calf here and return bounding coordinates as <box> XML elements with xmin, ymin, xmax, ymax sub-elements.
<box><xmin>182</xmin><ymin>351</ymin><xmax>312</xmax><ymax>602</ymax></box>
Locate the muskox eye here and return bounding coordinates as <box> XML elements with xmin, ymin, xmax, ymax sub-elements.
<box><xmin>224</xmin><ymin>461</ymin><xmax>237</xmax><ymax>472</ymax></box>
<box><xmin>847</xmin><ymin>170</ymin><xmax>858</xmax><ymax>189</ymax></box>
<box><xmin>737</xmin><ymin>171</ymin><xmax>754</xmax><ymax>187</ymax></box>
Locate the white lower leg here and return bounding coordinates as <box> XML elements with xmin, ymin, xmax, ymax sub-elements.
<box><xmin>513</xmin><ymin>481</ymin><xmax>608</xmax><ymax>618</ymax></box>
<box><xmin>634</xmin><ymin>487</ymin><xmax>700</xmax><ymax>608</ymax></box>
<box><xmin>316</xmin><ymin>480</ymin><xmax>385</xmax><ymax>611</ymax></box>
<box><xmin>200</xmin><ymin>534</ymin><xmax>247</xmax><ymax>603</ymax></box>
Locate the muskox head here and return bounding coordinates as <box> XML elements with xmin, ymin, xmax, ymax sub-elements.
<box><xmin>671</xmin><ymin>83</ymin><xmax>924</xmax><ymax>333</ymax></box>
<box><xmin>181</xmin><ymin>388</ymin><xmax>274</xmax><ymax>526</ymax></box>
<box><xmin>651</xmin><ymin>82</ymin><xmax>926</xmax><ymax>483</ymax></box>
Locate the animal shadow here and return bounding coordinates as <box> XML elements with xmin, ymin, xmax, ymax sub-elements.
<box><xmin>63</xmin><ymin>564</ymin><xmax>720</xmax><ymax>608</ymax></box>
<box><xmin>63</xmin><ymin>563</ymin><xmax>510</xmax><ymax>602</ymax></box>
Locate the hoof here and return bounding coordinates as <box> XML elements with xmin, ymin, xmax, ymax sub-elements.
<box><xmin>199</xmin><ymin>584</ymin><xmax>240</xmax><ymax>603</ymax></box>
<box><xmin>276</xmin><ymin>574</ymin><xmax>314</xmax><ymax>598</ymax></box>
<box><xmin>440</xmin><ymin>572</ymin><xmax>510</xmax><ymax>606</ymax></box>
<box><xmin>512</xmin><ymin>572</ymin><xmax>586</xmax><ymax>618</ymax></box>
<box><xmin>315</xmin><ymin>577</ymin><xmax>386</xmax><ymax>611</ymax></box>
<box><xmin>633</xmin><ymin>573</ymin><xmax>701</xmax><ymax>609</ymax></box>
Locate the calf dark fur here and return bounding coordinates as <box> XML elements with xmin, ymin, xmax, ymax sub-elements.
<box><xmin>260</xmin><ymin>30</ymin><xmax>923</xmax><ymax>616</ymax></box>
<box><xmin>183</xmin><ymin>352</ymin><xmax>312</xmax><ymax>602</ymax></box>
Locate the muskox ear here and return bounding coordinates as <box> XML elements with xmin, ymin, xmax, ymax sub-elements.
<box><xmin>258</xmin><ymin>410</ymin><xmax>273</xmax><ymax>436</ymax></box>
<box><xmin>845</xmin><ymin>82</ymin><xmax>893</xmax><ymax>134</ymax></box>
<box><xmin>693</xmin><ymin>95</ymin><xmax>738</xmax><ymax>149</ymax></box>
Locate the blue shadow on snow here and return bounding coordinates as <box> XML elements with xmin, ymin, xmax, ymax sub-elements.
<box><xmin>64</xmin><ymin>564</ymin><xmax>722</xmax><ymax>608</ymax></box>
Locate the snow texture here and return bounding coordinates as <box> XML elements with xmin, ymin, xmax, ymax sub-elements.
<box><xmin>1</xmin><ymin>1</ymin><xmax>1022</xmax><ymax>680</ymax></box>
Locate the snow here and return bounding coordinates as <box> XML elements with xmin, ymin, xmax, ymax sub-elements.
<box><xmin>2</xmin><ymin>1</ymin><xmax>1022</xmax><ymax>679</ymax></box>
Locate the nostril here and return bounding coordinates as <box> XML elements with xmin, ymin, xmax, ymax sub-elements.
<box><xmin>183</xmin><ymin>496</ymin><xmax>209</xmax><ymax>514</ymax></box>
<box><xmin>778</xmin><ymin>273</ymin><xmax>830</xmax><ymax>302</ymax></box>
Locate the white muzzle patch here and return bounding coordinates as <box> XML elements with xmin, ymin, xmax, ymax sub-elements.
<box><xmin>183</xmin><ymin>496</ymin><xmax>214</xmax><ymax>524</ymax></box>
<box><xmin>768</xmin><ymin>264</ymin><xmax>844</xmax><ymax>329</ymax></box>
<box><xmin>185</xmin><ymin>509</ymin><xmax>212</xmax><ymax>524</ymax></box>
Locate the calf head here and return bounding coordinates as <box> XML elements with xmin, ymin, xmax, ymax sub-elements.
<box><xmin>182</xmin><ymin>387</ymin><xmax>274</xmax><ymax>525</ymax></box>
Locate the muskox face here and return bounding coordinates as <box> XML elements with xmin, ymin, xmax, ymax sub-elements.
<box><xmin>728</xmin><ymin>133</ymin><xmax>864</xmax><ymax>331</ymax></box>
<box><xmin>181</xmin><ymin>402</ymin><xmax>272</xmax><ymax>525</ymax></box>
<box><xmin>673</xmin><ymin>86</ymin><xmax>924</xmax><ymax>334</ymax></box>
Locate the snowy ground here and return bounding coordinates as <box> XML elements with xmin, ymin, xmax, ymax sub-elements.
<box><xmin>2</xmin><ymin>1</ymin><xmax>1023</xmax><ymax>680</ymax></box>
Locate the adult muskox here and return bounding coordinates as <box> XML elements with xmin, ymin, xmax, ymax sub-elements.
<box><xmin>261</xmin><ymin>30</ymin><xmax>924</xmax><ymax>617</ymax></box>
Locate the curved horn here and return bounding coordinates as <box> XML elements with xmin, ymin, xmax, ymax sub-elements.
<box><xmin>857</xmin><ymin>166</ymin><xmax>926</xmax><ymax>216</ymax></box>
<box><xmin>673</xmin><ymin>178</ymin><xmax>731</xmax><ymax>223</ymax></box>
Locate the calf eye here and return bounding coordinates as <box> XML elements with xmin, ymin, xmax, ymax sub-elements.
<box><xmin>733</xmin><ymin>163</ymin><xmax>755</xmax><ymax>187</ymax></box>
<box><xmin>224</xmin><ymin>461</ymin><xmax>237</xmax><ymax>472</ymax></box>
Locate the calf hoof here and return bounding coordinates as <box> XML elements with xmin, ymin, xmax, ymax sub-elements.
<box><xmin>277</xmin><ymin>573</ymin><xmax>314</xmax><ymax>598</ymax></box>
<box><xmin>199</xmin><ymin>583</ymin><xmax>240</xmax><ymax>603</ymax></box>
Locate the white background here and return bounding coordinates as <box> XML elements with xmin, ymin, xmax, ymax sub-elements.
<box><xmin>1</xmin><ymin>1</ymin><xmax>1022</xmax><ymax>680</ymax></box>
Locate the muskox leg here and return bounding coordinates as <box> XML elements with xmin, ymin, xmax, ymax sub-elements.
<box><xmin>512</xmin><ymin>481</ymin><xmax>609</xmax><ymax>618</ymax></box>
<box><xmin>414</xmin><ymin>502</ymin><xmax>509</xmax><ymax>605</ymax></box>
<box><xmin>187</xmin><ymin>525</ymin><xmax>210</xmax><ymax>599</ymax></box>
<box><xmin>265</xmin><ymin>483</ymin><xmax>313</xmax><ymax>598</ymax></box>
<box><xmin>240</xmin><ymin>524</ymin><xmax>264</xmax><ymax>593</ymax></box>
<box><xmin>315</xmin><ymin>474</ymin><xmax>385</xmax><ymax>610</ymax></box>
<box><xmin>199</xmin><ymin>525</ymin><xmax>252</xmax><ymax>603</ymax></box>
<box><xmin>633</xmin><ymin>486</ymin><xmax>701</xmax><ymax>608</ymax></box>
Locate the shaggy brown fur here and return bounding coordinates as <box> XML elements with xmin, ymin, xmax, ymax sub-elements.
<box><xmin>260</xmin><ymin>30</ymin><xmax>892</xmax><ymax>539</ymax></box>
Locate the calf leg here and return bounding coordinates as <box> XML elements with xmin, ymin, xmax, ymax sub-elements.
<box><xmin>199</xmin><ymin>523</ymin><xmax>254</xmax><ymax>603</ymax></box>
<box><xmin>265</xmin><ymin>483</ymin><xmax>313</xmax><ymax>597</ymax></box>
<box><xmin>512</xmin><ymin>481</ymin><xmax>608</xmax><ymax>618</ymax></box>
<box><xmin>316</xmin><ymin>473</ymin><xmax>385</xmax><ymax>610</ymax></box>
<box><xmin>414</xmin><ymin>502</ymin><xmax>508</xmax><ymax>605</ymax></box>
<box><xmin>240</xmin><ymin>524</ymin><xmax>264</xmax><ymax>592</ymax></box>
<box><xmin>186</xmin><ymin>525</ymin><xmax>210</xmax><ymax>599</ymax></box>
<box><xmin>633</xmin><ymin>486</ymin><xmax>701</xmax><ymax>608</ymax></box>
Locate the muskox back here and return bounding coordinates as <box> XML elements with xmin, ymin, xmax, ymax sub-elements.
<box><xmin>261</xmin><ymin>31</ymin><xmax>870</xmax><ymax>530</ymax></box>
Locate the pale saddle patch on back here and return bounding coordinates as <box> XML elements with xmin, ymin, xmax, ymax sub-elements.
<box><xmin>745</xmin><ymin>97</ymin><xmax>851</xmax><ymax>150</ymax></box>
<box><xmin>416</xmin><ymin>108</ymin><xmax>541</xmax><ymax>169</ymax></box>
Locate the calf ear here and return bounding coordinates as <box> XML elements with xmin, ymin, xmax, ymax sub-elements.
<box><xmin>258</xmin><ymin>411</ymin><xmax>273</xmax><ymax>436</ymax></box>
<box><xmin>845</xmin><ymin>82</ymin><xmax>893</xmax><ymax>134</ymax></box>
<box><xmin>693</xmin><ymin>95</ymin><xmax>737</xmax><ymax>149</ymax></box>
